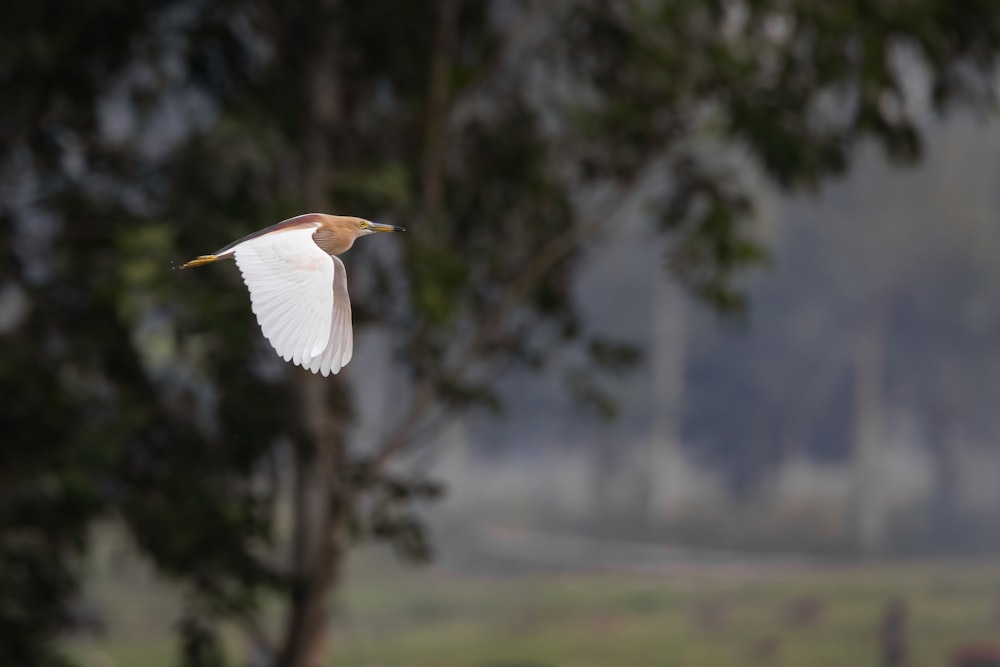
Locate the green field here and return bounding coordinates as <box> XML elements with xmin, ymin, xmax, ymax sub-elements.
<box><xmin>71</xmin><ymin>551</ymin><xmax>1000</xmax><ymax>667</ymax></box>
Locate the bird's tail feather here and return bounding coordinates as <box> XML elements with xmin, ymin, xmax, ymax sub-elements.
<box><xmin>180</xmin><ymin>254</ymin><xmax>219</xmax><ymax>269</ymax></box>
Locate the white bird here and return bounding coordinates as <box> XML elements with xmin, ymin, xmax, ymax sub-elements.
<box><xmin>181</xmin><ymin>213</ymin><xmax>404</xmax><ymax>376</ymax></box>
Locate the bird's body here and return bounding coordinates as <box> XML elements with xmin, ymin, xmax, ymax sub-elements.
<box><xmin>181</xmin><ymin>213</ymin><xmax>403</xmax><ymax>376</ymax></box>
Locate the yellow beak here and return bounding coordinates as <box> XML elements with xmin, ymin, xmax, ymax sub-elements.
<box><xmin>370</xmin><ymin>222</ymin><xmax>405</xmax><ymax>233</ymax></box>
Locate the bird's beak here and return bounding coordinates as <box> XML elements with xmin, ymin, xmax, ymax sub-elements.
<box><xmin>369</xmin><ymin>222</ymin><xmax>405</xmax><ymax>233</ymax></box>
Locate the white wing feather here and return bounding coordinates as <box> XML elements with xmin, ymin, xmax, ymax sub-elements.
<box><xmin>233</xmin><ymin>226</ymin><xmax>336</xmax><ymax>370</ymax></box>
<box><xmin>305</xmin><ymin>256</ymin><xmax>354</xmax><ymax>377</ymax></box>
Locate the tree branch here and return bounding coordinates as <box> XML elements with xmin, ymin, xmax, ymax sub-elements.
<box><xmin>369</xmin><ymin>159</ymin><xmax>660</xmax><ymax>475</ymax></box>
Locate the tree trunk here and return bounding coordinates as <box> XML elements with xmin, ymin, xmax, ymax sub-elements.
<box><xmin>277</xmin><ymin>3</ymin><xmax>345</xmax><ymax>660</ymax></box>
<box><xmin>277</xmin><ymin>374</ymin><xmax>348</xmax><ymax>667</ymax></box>
<box><xmin>421</xmin><ymin>0</ymin><xmax>462</xmax><ymax>237</ymax></box>
<box><xmin>852</xmin><ymin>306</ymin><xmax>889</xmax><ymax>555</ymax></box>
<box><xmin>276</xmin><ymin>1</ymin><xmax>463</xmax><ymax>662</ymax></box>
<box><xmin>645</xmin><ymin>270</ymin><xmax>687</xmax><ymax>521</ymax></box>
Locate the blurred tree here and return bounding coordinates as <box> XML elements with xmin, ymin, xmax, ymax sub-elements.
<box><xmin>3</xmin><ymin>0</ymin><xmax>1000</xmax><ymax>665</ymax></box>
<box><xmin>685</xmin><ymin>116</ymin><xmax>1000</xmax><ymax>547</ymax></box>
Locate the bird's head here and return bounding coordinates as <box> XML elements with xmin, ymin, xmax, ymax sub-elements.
<box><xmin>315</xmin><ymin>215</ymin><xmax>405</xmax><ymax>254</ymax></box>
<box><xmin>327</xmin><ymin>215</ymin><xmax>405</xmax><ymax>238</ymax></box>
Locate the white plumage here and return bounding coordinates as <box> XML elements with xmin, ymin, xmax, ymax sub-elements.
<box><xmin>232</xmin><ymin>226</ymin><xmax>353</xmax><ymax>377</ymax></box>
<box><xmin>181</xmin><ymin>212</ymin><xmax>402</xmax><ymax>375</ymax></box>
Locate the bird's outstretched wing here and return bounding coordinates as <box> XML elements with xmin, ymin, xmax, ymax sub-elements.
<box><xmin>233</xmin><ymin>226</ymin><xmax>338</xmax><ymax>372</ymax></box>
<box><xmin>304</xmin><ymin>256</ymin><xmax>353</xmax><ymax>376</ymax></box>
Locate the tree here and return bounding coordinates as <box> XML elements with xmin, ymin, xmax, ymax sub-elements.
<box><xmin>3</xmin><ymin>1</ymin><xmax>1000</xmax><ymax>665</ymax></box>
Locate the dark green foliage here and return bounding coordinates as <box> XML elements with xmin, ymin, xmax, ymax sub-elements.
<box><xmin>587</xmin><ymin>339</ymin><xmax>642</xmax><ymax>373</ymax></box>
<box><xmin>2</xmin><ymin>0</ymin><xmax>1000</xmax><ymax>663</ymax></box>
<box><xmin>347</xmin><ymin>462</ymin><xmax>444</xmax><ymax>564</ymax></box>
<box><xmin>177</xmin><ymin>612</ymin><xmax>226</xmax><ymax>667</ymax></box>
<box><xmin>0</xmin><ymin>349</ymin><xmax>92</xmax><ymax>667</ymax></box>
<box><xmin>567</xmin><ymin>0</ymin><xmax>1000</xmax><ymax>304</ymax></box>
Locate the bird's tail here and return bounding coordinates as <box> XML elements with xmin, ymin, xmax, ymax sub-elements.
<box><xmin>180</xmin><ymin>254</ymin><xmax>219</xmax><ymax>269</ymax></box>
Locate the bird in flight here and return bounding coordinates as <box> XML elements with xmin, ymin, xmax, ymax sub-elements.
<box><xmin>181</xmin><ymin>213</ymin><xmax>404</xmax><ymax>376</ymax></box>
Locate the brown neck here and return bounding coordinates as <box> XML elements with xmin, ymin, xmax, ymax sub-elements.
<box><xmin>313</xmin><ymin>228</ymin><xmax>355</xmax><ymax>255</ymax></box>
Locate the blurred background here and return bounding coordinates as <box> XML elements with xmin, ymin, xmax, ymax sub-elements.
<box><xmin>4</xmin><ymin>1</ymin><xmax>1000</xmax><ymax>666</ymax></box>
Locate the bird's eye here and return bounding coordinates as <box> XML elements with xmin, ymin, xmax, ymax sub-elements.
<box><xmin>359</xmin><ymin>221</ymin><xmax>369</xmax><ymax>229</ymax></box>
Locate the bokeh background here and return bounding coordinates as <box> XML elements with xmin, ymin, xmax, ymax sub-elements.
<box><xmin>4</xmin><ymin>1</ymin><xmax>1000</xmax><ymax>666</ymax></box>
